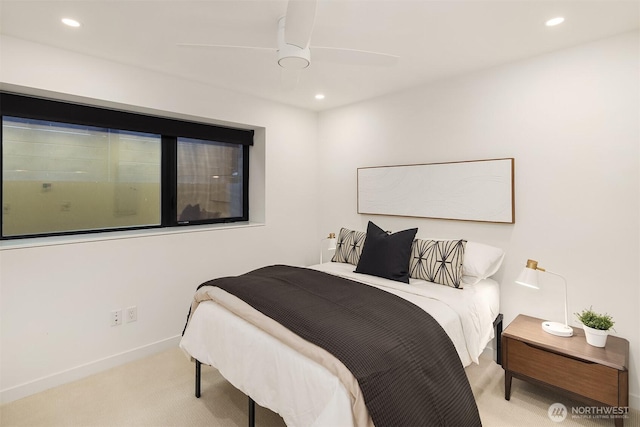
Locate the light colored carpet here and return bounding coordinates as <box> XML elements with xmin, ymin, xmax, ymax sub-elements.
<box><xmin>0</xmin><ymin>347</ymin><xmax>637</xmax><ymax>426</ymax></box>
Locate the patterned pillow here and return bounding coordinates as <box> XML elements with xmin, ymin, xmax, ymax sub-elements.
<box><xmin>331</xmin><ymin>227</ymin><xmax>367</xmax><ymax>265</ymax></box>
<box><xmin>409</xmin><ymin>239</ymin><xmax>467</xmax><ymax>288</ymax></box>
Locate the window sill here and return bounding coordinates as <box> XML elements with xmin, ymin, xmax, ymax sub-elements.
<box><xmin>0</xmin><ymin>221</ymin><xmax>264</xmax><ymax>251</ymax></box>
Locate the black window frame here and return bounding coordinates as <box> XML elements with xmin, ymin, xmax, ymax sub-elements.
<box><xmin>0</xmin><ymin>92</ymin><xmax>253</xmax><ymax>240</ymax></box>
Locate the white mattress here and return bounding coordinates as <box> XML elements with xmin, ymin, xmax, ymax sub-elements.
<box><xmin>180</xmin><ymin>262</ymin><xmax>500</xmax><ymax>427</ymax></box>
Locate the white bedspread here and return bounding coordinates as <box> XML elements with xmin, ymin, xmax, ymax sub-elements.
<box><xmin>180</xmin><ymin>262</ymin><xmax>500</xmax><ymax>427</ymax></box>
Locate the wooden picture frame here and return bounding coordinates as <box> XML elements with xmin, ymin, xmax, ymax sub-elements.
<box><xmin>357</xmin><ymin>158</ymin><xmax>515</xmax><ymax>224</ymax></box>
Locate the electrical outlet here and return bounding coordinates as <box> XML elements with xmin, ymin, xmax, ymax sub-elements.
<box><xmin>111</xmin><ymin>309</ymin><xmax>122</xmax><ymax>326</ymax></box>
<box><xmin>126</xmin><ymin>306</ymin><xmax>137</xmax><ymax>323</ymax></box>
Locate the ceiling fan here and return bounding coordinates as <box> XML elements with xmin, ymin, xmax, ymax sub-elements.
<box><xmin>177</xmin><ymin>0</ymin><xmax>399</xmax><ymax>71</ymax></box>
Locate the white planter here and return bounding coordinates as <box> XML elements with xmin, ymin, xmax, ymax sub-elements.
<box><xmin>583</xmin><ymin>325</ymin><xmax>609</xmax><ymax>347</ymax></box>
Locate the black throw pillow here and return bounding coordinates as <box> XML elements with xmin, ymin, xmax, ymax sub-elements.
<box><xmin>354</xmin><ymin>221</ymin><xmax>418</xmax><ymax>283</ymax></box>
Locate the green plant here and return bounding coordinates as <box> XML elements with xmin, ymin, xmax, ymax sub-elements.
<box><xmin>575</xmin><ymin>306</ymin><xmax>615</xmax><ymax>331</ymax></box>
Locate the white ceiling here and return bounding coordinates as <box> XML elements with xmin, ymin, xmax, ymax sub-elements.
<box><xmin>0</xmin><ymin>1</ymin><xmax>638</xmax><ymax>112</ymax></box>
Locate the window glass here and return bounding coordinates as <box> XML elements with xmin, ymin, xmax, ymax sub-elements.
<box><xmin>177</xmin><ymin>137</ymin><xmax>244</xmax><ymax>223</ymax></box>
<box><xmin>1</xmin><ymin>92</ymin><xmax>252</xmax><ymax>239</ymax></box>
<box><xmin>2</xmin><ymin>116</ymin><xmax>161</xmax><ymax>237</ymax></box>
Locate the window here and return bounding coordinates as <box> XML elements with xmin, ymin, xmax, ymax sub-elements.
<box><xmin>2</xmin><ymin>117</ymin><xmax>161</xmax><ymax>237</ymax></box>
<box><xmin>176</xmin><ymin>137</ymin><xmax>244</xmax><ymax>223</ymax></box>
<box><xmin>1</xmin><ymin>93</ymin><xmax>252</xmax><ymax>239</ymax></box>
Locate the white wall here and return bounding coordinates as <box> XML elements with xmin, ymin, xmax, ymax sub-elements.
<box><xmin>318</xmin><ymin>31</ymin><xmax>640</xmax><ymax>408</ymax></box>
<box><xmin>2</xmin><ymin>30</ymin><xmax>639</xmax><ymax>411</ymax></box>
<box><xmin>0</xmin><ymin>36</ymin><xmax>320</xmax><ymax>402</ymax></box>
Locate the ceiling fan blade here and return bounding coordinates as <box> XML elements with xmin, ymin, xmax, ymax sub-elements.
<box><xmin>176</xmin><ymin>43</ymin><xmax>275</xmax><ymax>52</ymax></box>
<box><xmin>312</xmin><ymin>46</ymin><xmax>400</xmax><ymax>67</ymax></box>
<box><xmin>284</xmin><ymin>0</ymin><xmax>318</xmax><ymax>49</ymax></box>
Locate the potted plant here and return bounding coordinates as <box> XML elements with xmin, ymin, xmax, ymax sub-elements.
<box><xmin>575</xmin><ymin>306</ymin><xmax>615</xmax><ymax>347</ymax></box>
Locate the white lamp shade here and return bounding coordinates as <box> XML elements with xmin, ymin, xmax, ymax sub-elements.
<box><xmin>327</xmin><ymin>237</ymin><xmax>337</xmax><ymax>251</ymax></box>
<box><xmin>514</xmin><ymin>258</ymin><xmax>573</xmax><ymax>337</ymax></box>
<box><xmin>320</xmin><ymin>234</ymin><xmax>337</xmax><ymax>264</ymax></box>
<box><xmin>515</xmin><ymin>267</ymin><xmax>539</xmax><ymax>289</ymax></box>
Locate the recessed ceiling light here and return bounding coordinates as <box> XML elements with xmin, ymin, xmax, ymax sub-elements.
<box><xmin>315</xmin><ymin>94</ymin><xmax>325</xmax><ymax>100</ymax></box>
<box><xmin>62</xmin><ymin>18</ymin><xmax>81</xmax><ymax>28</ymax></box>
<box><xmin>545</xmin><ymin>17</ymin><xmax>565</xmax><ymax>27</ymax></box>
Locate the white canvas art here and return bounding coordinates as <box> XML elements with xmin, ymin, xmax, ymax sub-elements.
<box><xmin>357</xmin><ymin>158</ymin><xmax>514</xmax><ymax>223</ymax></box>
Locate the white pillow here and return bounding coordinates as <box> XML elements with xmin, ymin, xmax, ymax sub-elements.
<box><xmin>417</xmin><ymin>238</ymin><xmax>505</xmax><ymax>281</ymax></box>
<box><xmin>462</xmin><ymin>241</ymin><xmax>505</xmax><ymax>279</ymax></box>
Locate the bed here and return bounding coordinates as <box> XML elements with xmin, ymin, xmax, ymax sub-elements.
<box><xmin>180</xmin><ymin>223</ymin><xmax>505</xmax><ymax>427</ymax></box>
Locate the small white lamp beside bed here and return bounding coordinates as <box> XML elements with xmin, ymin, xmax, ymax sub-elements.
<box><xmin>320</xmin><ymin>232</ymin><xmax>337</xmax><ymax>263</ymax></box>
<box><xmin>515</xmin><ymin>259</ymin><xmax>573</xmax><ymax>337</ymax></box>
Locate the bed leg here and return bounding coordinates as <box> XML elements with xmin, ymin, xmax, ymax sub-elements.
<box><xmin>493</xmin><ymin>313</ymin><xmax>504</xmax><ymax>366</ymax></box>
<box><xmin>248</xmin><ymin>396</ymin><xmax>255</xmax><ymax>427</ymax></box>
<box><xmin>195</xmin><ymin>360</ymin><xmax>202</xmax><ymax>398</ymax></box>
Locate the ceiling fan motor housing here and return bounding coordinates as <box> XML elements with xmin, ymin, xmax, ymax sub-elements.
<box><xmin>278</xmin><ymin>44</ymin><xmax>311</xmax><ymax>69</ymax></box>
<box><xmin>277</xmin><ymin>16</ymin><xmax>311</xmax><ymax>69</ymax></box>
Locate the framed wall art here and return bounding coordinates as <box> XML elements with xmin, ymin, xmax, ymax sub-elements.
<box><xmin>357</xmin><ymin>158</ymin><xmax>515</xmax><ymax>224</ymax></box>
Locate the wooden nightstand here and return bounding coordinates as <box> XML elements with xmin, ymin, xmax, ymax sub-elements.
<box><xmin>502</xmin><ymin>314</ymin><xmax>629</xmax><ymax>427</ymax></box>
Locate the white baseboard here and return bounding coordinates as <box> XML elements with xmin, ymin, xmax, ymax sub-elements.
<box><xmin>0</xmin><ymin>335</ymin><xmax>182</xmax><ymax>405</ymax></box>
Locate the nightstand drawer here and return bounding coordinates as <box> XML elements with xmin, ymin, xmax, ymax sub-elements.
<box><xmin>507</xmin><ymin>338</ymin><xmax>619</xmax><ymax>406</ymax></box>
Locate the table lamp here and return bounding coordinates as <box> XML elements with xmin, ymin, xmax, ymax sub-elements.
<box><xmin>320</xmin><ymin>232</ymin><xmax>337</xmax><ymax>263</ymax></box>
<box><xmin>515</xmin><ymin>259</ymin><xmax>573</xmax><ymax>337</ymax></box>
